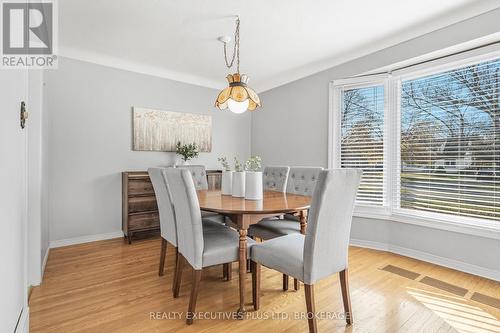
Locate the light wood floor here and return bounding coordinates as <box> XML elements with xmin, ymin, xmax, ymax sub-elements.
<box><xmin>30</xmin><ymin>236</ymin><xmax>500</xmax><ymax>333</ymax></box>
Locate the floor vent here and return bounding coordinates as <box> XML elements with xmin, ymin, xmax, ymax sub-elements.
<box><xmin>419</xmin><ymin>276</ymin><xmax>468</xmax><ymax>297</ymax></box>
<box><xmin>381</xmin><ymin>265</ymin><xmax>420</xmax><ymax>280</ymax></box>
<box><xmin>471</xmin><ymin>292</ymin><xmax>500</xmax><ymax>309</ymax></box>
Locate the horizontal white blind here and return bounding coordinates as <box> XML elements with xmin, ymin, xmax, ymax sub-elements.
<box><xmin>341</xmin><ymin>85</ymin><xmax>385</xmax><ymax>206</ymax></box>
<box><xmin>400</xmin><ymin>58</ymin><xmax>500</xmax><ymax>221</ymax></box>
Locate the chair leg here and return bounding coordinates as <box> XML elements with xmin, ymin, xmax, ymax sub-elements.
<box><xmin>159</xmin><ymin>238</ymin><xmax>167</xmax><ymax>276</ymax></box>
<box><xmin>171</xmin><ymin>247</ymin><xmax>178</xmax><ymax>293</ymax></box>
<box><xmin>247</xmin><ymin>258</ymin><xmax>251</xmax><ymax>273</ymax></box>
<box><xmin>173</xmin><ymin>252</ymin><xmax>184</xmax><ymax>298</ymax></box>
<box><xmin>283</xmin><ymin>274</ymin><xmax>289</xmax><ymax>291</ymax></box>
<box><xmin>304</xmin><ymin>284</ymin><xmax>318</xmax><ymax>333</ymax></box>
<box><xmin>251</xmin><ymin>261</ymin><xmax>261</xmax><ymax>311</ymax></box>
<box><xmin>339</xmin><ymin>268</ymin><xmax>353</xmax><ymax>325</ymax></box>
<box><xmin>186</xmin><ymin>269</ymin><xmax>202</xmax><ymax>325</ymax></box>
<box><xmin>294</xmin><ymin>278</ymin><xmax>300</xmax><ymax>291</ymax></box>
<box><xmin>223</xmin><ymin>263</ymin><xmax>232</xmax><ymax>281</ymax></box>
<box><xmin>227</xmin><ymin>262</ymin><xmax>232</xmax><ymax>281</ymax></box>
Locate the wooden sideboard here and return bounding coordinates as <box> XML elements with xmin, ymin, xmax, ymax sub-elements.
<box><xmin>122</xmin><ymin>169</ymin><xmax>222</xmax><ymax>243</ymax></box>
<box><xmin>122</xmin><ymin>171</ymin><xmax>160</xmax><ymax>244</ymax></box>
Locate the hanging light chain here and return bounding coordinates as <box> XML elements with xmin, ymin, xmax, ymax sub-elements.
<box><xmin>223</xmin><ymin>17</ymin><xmax>240</xmax><ymax>73</ymax></box>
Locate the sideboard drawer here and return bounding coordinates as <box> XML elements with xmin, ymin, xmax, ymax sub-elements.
<box><xmin>128</xmin><ymin>179</ymin><xmax>155</xmax><ymax>196</ymax></box>
<box><xmin>128</xmin><ymin>196</ymin><xmax>158</xmax><ymax>213</ymax></box>
<box><xmin>129</xmin><ymin>212</ymin><xmax>160</xmax><ymax>231</ymax></box>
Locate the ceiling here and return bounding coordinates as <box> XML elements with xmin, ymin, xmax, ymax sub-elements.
<box><xmin>58</xmin><ymin>0</ymin><xmax>500</xmax><ymax>92</ymax></box>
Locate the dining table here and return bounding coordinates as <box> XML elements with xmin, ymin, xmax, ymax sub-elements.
<box><xmin>197</xmin><ymin>190</ymin><xmax>312</xmax><ymax>316</ymax></box>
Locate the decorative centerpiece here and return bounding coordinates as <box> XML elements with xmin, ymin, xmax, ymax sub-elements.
<box><xmin>244</xmin><ymin>155</ymin><xmax>263</xmax><ymax>200</ymax></box>
<box><xmin>232</xmin><ymin>157</ymin><xmax>245</xmax><ymax>197</ymax></box>
<box><xmin>218</xmin><ymin>156</ymin><xmax>233</xmax><ymax>195</ymax></box>
<box><xmin>175</xmin><ymin>141</ymin><xmax>199</xmax><ymax>166</ymax></box>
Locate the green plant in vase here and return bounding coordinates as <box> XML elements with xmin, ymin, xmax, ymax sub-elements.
<box><xmin>176</xmin><ymin>141</ymin><xmax>199</xmax><ymax>165</ymax></box>
<box><xmin>218</xmin><ymin>157</ymin><xmax>231</xmax><ymax>171</ymax></box>
<box><xmin>244</xmin><ymin>155</ymin><xmax>262</xmax><ymax>172</ymax></box>
<box><xmin>244</xmin><ymin>155</ymin><xmax>263</xmax><ymax>200</ymax></box>
<box><xmin>234</xmin><ymin>157</ymin><xmax>244</xmax><ymax>172</ymax></box>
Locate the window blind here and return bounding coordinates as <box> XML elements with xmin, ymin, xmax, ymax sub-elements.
<box><xmin>400</xmin><ymin>58</ymin><xmax>500</xmax><ymax>221</ymax></box>
<box><xmin>341</xmin><ymin>85</ymin><xmax>385</xmax><ymax>206</ymax></box>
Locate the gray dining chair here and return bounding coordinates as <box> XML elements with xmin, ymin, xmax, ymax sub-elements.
<box><xmin>149</xmin><ymin>167</ymin><xmax>232</xmax><ymax>290</ymax></box>
<box><xmin>164</xmin><ymin>168</ymin><xmax>255</xmax><ymax>325</ymax></box>
<box><xmin>250</xmin><ymin>169</ymin><xmax>362</xmax><ymax>333</ymax></box>
<box><xmin>262</xmin><ymin>165</ymin><xmax>290</xmax><ymax>192</ymax></box>
<box><xmin>249</xmin><ymin>167</ymin><xmax>323</xmax><ymax>290</ymax></box>
<box><xmin>148</xmin><ymin>168</ymin><xmax>178</xmax><ymax>281</ymax></box>
<box><xmin>176</xmin><ymin>165</ymin><xmax>225</xmax><ymax>223</ymax></box>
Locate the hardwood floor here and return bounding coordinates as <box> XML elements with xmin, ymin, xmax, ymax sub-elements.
<box><xmin>30</xmin><ymin>237</ymin><xmax>500</xmax><ymax>333</ymax></box>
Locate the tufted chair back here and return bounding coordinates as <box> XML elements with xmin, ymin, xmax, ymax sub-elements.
<box><xmin>148</xmin><ymin>167</ymin><xmax>177</xmax><ymax>246</ymax></box>
<box><xmin>263</xmin><ymin>166</ymin><xmax>290</xmax><ymax>192</ymax></box>
<box><xmin>164</xmin><ymin>168</ymin><xmax>205</xmax><ymax>270</ymax></box>
<box><xmin>177</xmin><ymin>165</ymin><xmax>208</xmax><ymax>190</ymax></box>
<box><xmin>303</xmin><ymin>169</ymin><xmax>362</xmax><ymax>285</ymax></box>
<box><xmin>286</xmin><ymin>167</ymin><xmax>323</xmax><ymax>196</ymax></box>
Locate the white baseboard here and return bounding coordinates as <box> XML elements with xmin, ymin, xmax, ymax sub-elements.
<box><xmin>15</xmin><ymin>307</ymin><xmax>29</xmax><ymax>333</ymax></box>
<box><xmin>350</xmin><ymin>238</ymin><xmax>500</xmax><ymax>282</ymax></box>
<box><xmin>49</xmin><ymin>231</ymin><xmax>123</xmax><ymax>249</ymax></box>
<box><xmin>41</xmin><ymin>247</ymin><xmax>50</xmax><ymax>280</ymax></box>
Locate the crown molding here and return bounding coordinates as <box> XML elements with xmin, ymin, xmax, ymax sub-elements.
<box><xmin>58</xmin><ymin>46</ymin><xmax>224</xmax><ymax>91</ymax></box>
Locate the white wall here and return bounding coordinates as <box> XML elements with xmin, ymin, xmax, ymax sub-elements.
<box><xmin>252</xmin><ymin>9</ymin><xmax>500</xmax><ymax>279</ymax></box>
<box><xmin>45</xmin><ymin>57</ymin><xmax>251</xmax><ymax>242</ymax></box>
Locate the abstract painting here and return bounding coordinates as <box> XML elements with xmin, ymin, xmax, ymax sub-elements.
<box><xmin>133</xmin><ymin>107</ymin><xmax>212</xmax><ymax>152</ymax></box>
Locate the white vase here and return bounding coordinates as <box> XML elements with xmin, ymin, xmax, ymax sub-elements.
<box><xmin>221</xmin><ymin>171</ymin><xmax>233</xmax><ymax>195</ymax></box>
<box><xmin>232</xmin><ymin>171</ymin><xmax>246</xmax><ymax>197</ymax></box>
<box><xmin>175</xmin><ymin>157</ymin><xmax>189</xmax><ymax>167</ymax></box>
<box><xmin>245</xmin><ymin>171</ymin><xmax>263</xmax><ymax>200</ymax></box>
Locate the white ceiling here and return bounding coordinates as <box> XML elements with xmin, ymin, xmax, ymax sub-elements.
<box><xmin>58</xmin><ymin>0</ymin><xmax>500</xmax><ymax>92</ymax></box>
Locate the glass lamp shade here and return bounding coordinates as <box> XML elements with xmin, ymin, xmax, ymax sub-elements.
<box><xmin>215</xmin><ymin>73</ymin><xmax>261</xmax><ymax>113</ymax></box>
<box><xmin>227</xmin><ymin>98</ymin><xmax>249</xmax><ymax>114</ymax></box>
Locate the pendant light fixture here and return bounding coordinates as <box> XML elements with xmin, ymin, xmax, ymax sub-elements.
<box><xmin>215</xmin><ymin>16</ymin><xmax>261</xmax><ymax>114</ymax></box>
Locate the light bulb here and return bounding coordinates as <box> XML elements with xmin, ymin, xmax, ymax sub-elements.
<box><xmin>227</xmin><ymin>98</ymin><xmax>249</xmax><ymax>114</ymax></box>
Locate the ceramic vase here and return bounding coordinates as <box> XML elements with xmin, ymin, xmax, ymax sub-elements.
<box><xmin>232</xmin><ymin>171</ymin><xmax>246</xmax><ymax>197</ymax></box>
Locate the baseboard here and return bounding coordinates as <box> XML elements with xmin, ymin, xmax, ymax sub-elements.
<box><xmin>49</xmin><ymin>231</ymin><xmax>123</xmax><ymax>248</ymax></box>
<box><xmin>350</xmin><ymin>238</ymin><xmax>500</xmax><ymax>282</ymax></box>
<box><xmin>15</xmin><ymin>307</ymin><xmax>29</xmax><ymax>333</ymax></box>
<box><xmin>41</xmin><ymin>247</ymin><xmax>50</xmax><ymax>280</ymax></box>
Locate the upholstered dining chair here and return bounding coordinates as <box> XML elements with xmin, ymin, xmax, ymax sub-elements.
<box><xmin>148</xmin><ymin>167</ymin><xmax>232</xmax><ymax>289</ymax></box>
<box><xmin>250</xmin><ymin>169</ymin><xmax>362</xmax><ymax>333</ymax></box>
<box><xmin>176</xmin><ymin>165</ymin><xmax>225</xmax><ymax>224</ymax></box>
<box><xmin>262</xmin><ymin>165</ymin><xmax>290</xmax><ymax>192</ymax></box>
<box><xmin>249</xmin><ymin>167</ymin><xmax>323</xmax><ymax>290</ymax></box>
<box><xmin>164</xmin><ymin>168</ymin><xmax>255</xmax><ymax>325</ymax></box>
<box><xmin>148</xmin><ymin>168</ymin><xmax>178</xmax><ymax>281</ymax></box>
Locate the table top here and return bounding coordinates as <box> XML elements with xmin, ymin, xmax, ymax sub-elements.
<box><xmin>197</xmin><ymin>190</ymin><xmax>311</xmax><ymax>215</ymax></box>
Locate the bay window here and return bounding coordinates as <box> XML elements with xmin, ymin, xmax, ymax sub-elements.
<box><xmin>330</xmin><ymin>51</ymin><xmax>500</xmax><ymax>228</ymax></box>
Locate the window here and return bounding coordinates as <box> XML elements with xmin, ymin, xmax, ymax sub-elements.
<box><xmin>340</xmin><ymin>85</ymin><xmax>385</xmax><ymax>206</ymax></box>
<box><xmin>331</xmin><ymin>52</ymin><xmax>500</xmax><ymax>227</ymax></box>
<box><xmin>400</xmin><ymin>58</ymin><xmax>500</xmax><ymax>221</ymax></box>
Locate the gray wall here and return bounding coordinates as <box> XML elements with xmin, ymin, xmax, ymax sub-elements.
<box><xmin>252</xmin><ymin>9</ymin><xmax>500</xmax><ymax>276</ymax></box>
<box><xmin>252</xmin><ymin>9</ymin><xmax>500</xmax><ymax>166</ymax></box>
<box><xmin>45</xmin><ymin>57</ymin><xmax>251</xmax><ymax>241</ymax></box>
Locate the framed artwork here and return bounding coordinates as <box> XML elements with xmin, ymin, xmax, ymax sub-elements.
<box><xmin>132</xmin><ymin>107</ymin><xmax>212</xmax><ymax>152</ymax></box>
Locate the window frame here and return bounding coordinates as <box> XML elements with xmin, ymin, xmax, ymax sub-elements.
<box><xmin>329</xmin><ymin>45</ymin><xmax>500</xmax><ymax>239</ymax></box>
<box><xmin>329</xmin><ymin>74</ymin><xmax>391</xmax><ymax>215</ymax></box>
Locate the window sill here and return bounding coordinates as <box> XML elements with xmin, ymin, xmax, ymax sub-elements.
<box><xmin>353</xmin><ymin>206</ymin><xmax>500</xmax><ymax>240</ymax></box>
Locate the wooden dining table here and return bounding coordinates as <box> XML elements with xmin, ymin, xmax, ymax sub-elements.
<box><xmin>197</xmin><ymin>190</ymin><xmax>312</xmax><ymax>315</ymax></box>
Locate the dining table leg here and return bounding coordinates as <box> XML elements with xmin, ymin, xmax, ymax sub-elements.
<box><xmin>238</xmin><ymin>226</ymin><xmax>248</xmax><ymax>317</ymax></box>
<box><xmin>299</xmin><ymin>209</ymin><xmax>308</xmax><ymax>234</ymax></box>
